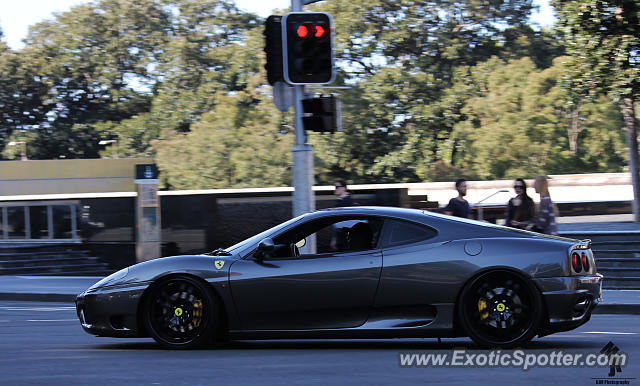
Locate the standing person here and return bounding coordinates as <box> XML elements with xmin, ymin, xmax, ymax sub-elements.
<box><xmin>443</xmin><ymin>178</ymin><xmax>470</xmax><ymax>218</ymax></box>
<box><xmin>526</xmin><ymin>175</ymin><xmax>558</xmax><ymax>235</ymax></box>
<box><xmin>506</xmin><ymin>178</ymin><xmax>535</xmax><ymax>229</ymax></box>
<box><xmin>333</xmin><ymin>179</ymin><xmax>354</xmax><ymax>207</ymax></box>
<box><xmin>331</xmin><ymin>179</ymin><xmax>355</xmax><ymax>250</ymax></box>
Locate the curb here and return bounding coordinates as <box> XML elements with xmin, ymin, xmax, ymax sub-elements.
<box><xmin>593</xmin><ymin>304</ymin><xmax>640</xmax><ymax>315</ymax></box>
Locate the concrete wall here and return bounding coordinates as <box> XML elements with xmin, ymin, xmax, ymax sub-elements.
<box><xmin>0</xmin><ymin>158</ymin><xmax>154</xmax><ymax>195</ymax></box>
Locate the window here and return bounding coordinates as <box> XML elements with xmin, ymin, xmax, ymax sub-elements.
<box><xmin>382</xmin><ymin>219</ymin><xmax>437</xmax><ymax>247</ymax></box>
<box><xmin>270</xmin><ymin>216</ymin><xmax>384</xmax><ymax>257</ymax></box>
<box><xmin>52</xmin><ymin>206</ymin><xmax>73</xmax><ymax>239</ymax></box>
<box><xmin>29</xmin><ymin>206</ymin><xmax>48</xmax><ymax>239</ymax></box>
<box><xmin>0</xmin><ymin>202</ymin><xmax>79</xmax><ymax>241</ymax></box>
<box><xmin>7</xmin><ymin>207</ymin><xmax>26</xmax><ymax>239</ymax></box>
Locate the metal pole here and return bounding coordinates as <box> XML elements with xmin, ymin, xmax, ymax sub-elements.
<box><xmin>292</xmin><ymin>85</ymin><xmax>314</xmax><ymax>218</ymax></box>
<box><xmin>622</xmin><ymin>97</ymin><xmax>640</xmax><ymax>222</ymax></box>
<box><xmin>290</xmin><ymin>0</ymin><xmax>316</xmax><ymax>253</ymax></box>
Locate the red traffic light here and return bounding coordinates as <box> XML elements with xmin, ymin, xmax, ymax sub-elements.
<box><xmin>296</xmin><ymin>25</ymin><xmax>308</xmax><ymax>38</ymax></box>
<box><xmin>283</xmin><ymin>12</ymin><xmax>334</xmax><ymax>85</ymax></box>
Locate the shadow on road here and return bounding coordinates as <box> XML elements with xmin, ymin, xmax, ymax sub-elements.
<box><xmin>91</xmin><ymin>337</ymin><xmax>600</xmax><ymax>351</ymax></box>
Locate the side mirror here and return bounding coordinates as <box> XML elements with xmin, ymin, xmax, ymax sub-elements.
<box><xmin>254</xmin><ymin>238</ymin><xmax>275</xmax><ymax>260</ymax></box>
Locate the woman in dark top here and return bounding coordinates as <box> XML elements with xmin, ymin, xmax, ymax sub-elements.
<box><xmin>506</xmin><ymin>178</ymin><xmax>535</xmax><ymax>229</ymax></box>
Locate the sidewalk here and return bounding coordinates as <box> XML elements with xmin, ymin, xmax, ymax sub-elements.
<box><xmin>0</xmin><ymin>275</ymin><xmax>638</xmax><ymax>314</ymax></box>
<box><xmin>0</xmin><ymin>276</ymin><xmax>100</xmax><ymax>302</ymax></box>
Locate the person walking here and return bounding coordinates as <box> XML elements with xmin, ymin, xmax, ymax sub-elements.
<box><xmin>333</xmin><ymin>179</ymin><xmax>354</xmax><ymax>207</ymax></box>
<box><xmin>526</xmin><ymin>175</ymin><xmax>558</xmax><ymax>235</ymax></box>
<box><xmin>506</xmin><ymin>178</ymin><xmax>535</xmax><ymax>229</ymax></box>
<box><xmin>331</xmin><ymin>179</ymin><xmax>355</xmax><ymax>250</ymax></box>
<box><xmin>443</xmin><ymin>178</ymin><xmax>470</xmax><ymax>218</ymax></box>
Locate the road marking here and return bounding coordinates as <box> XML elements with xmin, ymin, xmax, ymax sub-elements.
<box><xmin>0</xmin><ymin>306</ymin><xmax>75</xmax><ymax>311</ymax></box>
<box><xmin>581</xmin><ymin>331</ymin><xmax>637</xmax><ymax>335</ymax></box>
<box><xmin>27</xmin><ymin>319</ymin><xmax>78</xmax><ymax>322</ymax></box>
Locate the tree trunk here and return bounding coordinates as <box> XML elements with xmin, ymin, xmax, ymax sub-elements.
<box><xmin>567</xmin><ymin>104</ymin><xmax>582</xmax><ymax>155</ymax></box>
<box><xmin>622</xmin><ymin>96</ymin><xmax>640</xmax><ymax>222</ymax></box>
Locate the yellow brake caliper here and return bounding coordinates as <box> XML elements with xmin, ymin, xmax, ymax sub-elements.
<box><xmin>478</xmin><ymin>299</ymin><xmax>489</xmax><ymax>321</ymax></box>
<box><xmin>192</xmin><ymin>300</ymin><xmax>203</xmax><ymax>327</ymax></box>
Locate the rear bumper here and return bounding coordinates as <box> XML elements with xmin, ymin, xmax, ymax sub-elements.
<box><xmin>534</xmin><ymin>274</ymin><xmax>602</xmax><ymax>336</ymax></box>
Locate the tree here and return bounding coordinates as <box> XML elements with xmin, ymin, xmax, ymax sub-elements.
<box><xmin>13</xmin><ymin>0</ymin><xmax>169</xmax><ymax>159</ymax></box>
<box><xmin>152</xmin><ymin>89</ymin><xmax>292</xmax><ymax>189</ymax></box>
<box><xmin>449</xmin><ymin>57</ymin><xmax>626</xmax><ymax>179</ymax></box>
<box><xmin>310</xmin><ymin>0</ymin><xmax>550</xmax><ymax>183</ymax></box>
<box><xmin>553</xmin><ymin>0</ymin><xmax>640</xmax><ymax>220</ymax></box>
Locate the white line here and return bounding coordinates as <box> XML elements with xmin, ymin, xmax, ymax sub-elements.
<box><xmin>581</xmin><ymin>332</ymin><xmax>637</xmax><ymax>335</ymax></box>
<box><xmin>0</xmin><ymin>307</ymin><xmax>76</xmax><ymax>311</ymax></box>
<box><xmin>27</xmin><ymin>319</ymin><xmax>78</xmax><ymax>322</ymax></box>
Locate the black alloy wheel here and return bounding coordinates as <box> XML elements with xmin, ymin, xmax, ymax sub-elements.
<box><xmin>458</xmin><ymin>270</ymin><xmax>543</xmax><ymax>348</ymax></box>
<box><xmin>144</xmin><ymin>275</ymin><xmax>218</xmax><ymax>349</ymax></box>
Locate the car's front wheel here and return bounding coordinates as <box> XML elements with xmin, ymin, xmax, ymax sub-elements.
<box><xmin>458</xmin><ymin>270</ymin><xmax>543</xmax><ymax>348</ymax></box>
<box><xmin>143</xmin><ymin>275</ymin><xmax>219</xmax><ymax>349</ymax></box>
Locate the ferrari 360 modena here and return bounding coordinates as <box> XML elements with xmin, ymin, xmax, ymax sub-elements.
<box><xmin>76</xmin><ymin>206</ymin><xmax>602</xmax><ymax>349</ymax></box>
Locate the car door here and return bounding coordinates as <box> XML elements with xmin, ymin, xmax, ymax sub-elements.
<box><xmin>228</xmin><ymin>216</ymin><xmax>383</xmax><ymax>330</ymax></box>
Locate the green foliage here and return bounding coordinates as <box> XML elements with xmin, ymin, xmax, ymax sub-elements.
<box><xmin>152</xmin><ymin>89</ymin><xmax>292</xmax><ymax>189</ymax></box>
<box><xmin>450</xmin><ymin>56</ymin><xmax>626</xmax><ymax>179</ymax></box>
<box><xmin>553</xmin><ymin>0</ymin><xmax>639</xmax><ymax>100</ymax></box>
<box><xmin>0</xmin><ymin>0</ymin><xmax>630</xmax><ymax>186</ymax></box>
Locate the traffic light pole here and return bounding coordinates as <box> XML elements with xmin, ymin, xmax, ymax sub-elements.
<box><xmin>290</xmin><ymin>0</ymin><xmax>316</xmax><ymax>253</ymax></box>
<box><xmin>292</xmin><ymin>85</ymin><xmax>314</xmax><ymax>219</ymax></box>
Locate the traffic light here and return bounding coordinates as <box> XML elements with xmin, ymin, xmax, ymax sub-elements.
<box><xmin>282</xmin><ymin>12</ymin><xmax>334</xmax><ymax>85</ymax></box>
<box><xmin>264</xmin><ymin>15</ymin><xmax>283</xmax><ymax>85</ymax></box>
<box><xmin>302</xmin><ymin>95</ymin><xmax>341</xmax><ymax>133</ymax></box>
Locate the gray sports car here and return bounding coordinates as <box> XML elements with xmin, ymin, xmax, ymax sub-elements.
<box><xmin>76</xmin><ymin>206</ymin><xmax>602</xmax><ymax>349</ymax></box>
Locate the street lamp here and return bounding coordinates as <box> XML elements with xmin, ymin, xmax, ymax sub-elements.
<box><xmin>476</xmin><ymin>189</ymin><xmax>509</xmax><ymax>221</ymax></box>
<box><xmin>7</xmin><ymin>141</ymin><xmax>27</xmax><ymax>160</ymax></box>
<box><xmin>98</xmin><ymin>139</ymin><xmax>118</xmax><ymax>159</ymax></box>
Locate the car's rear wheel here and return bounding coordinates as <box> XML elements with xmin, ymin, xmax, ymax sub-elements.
<box><xmin>143</xmin><ymin>275</ymin><xmax>219</xmax><ymax>349</ymax></box>
<box><xmin>458</xmin><ymin>270</ymin><xmax>543</xmax><ymax>348</ymax></box>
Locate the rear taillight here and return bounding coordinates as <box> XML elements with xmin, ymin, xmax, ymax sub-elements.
<box><xmin>581</xmin><ymin>252</ymin><xmax>589</xmax><ymax>271</ymax></box>
<box><xmin>572</xmin><ymin>252</ymin><xmax>582</xmax><ymax>272</ymax></box>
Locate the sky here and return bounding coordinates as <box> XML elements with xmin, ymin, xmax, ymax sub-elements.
<box><xmin>0</xmin><ymin>0</ymin><xmax>555</xmax><ymax>50</ymax></box>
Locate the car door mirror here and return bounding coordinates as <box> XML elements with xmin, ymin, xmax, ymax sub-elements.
<box><xmin>254</xmin><ymin>238</ymin><xmax>275</xmax><ymax>260</ymax></box>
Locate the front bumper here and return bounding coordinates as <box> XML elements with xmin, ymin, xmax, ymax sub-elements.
<box><xmin>534</xmin><ymin>274</ymin><xmax>603</xmax><ymax>336</ymax></box>
<box><xmin>75</xmin><ymin>284</ymin><xmax>149</xmax><ymax>338</ymax></box>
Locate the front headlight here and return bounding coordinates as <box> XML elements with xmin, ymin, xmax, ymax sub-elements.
<box><xmin>88</xmin><ymin>267</ymin><xmax>129</xmax><ymax>290</ymax></box>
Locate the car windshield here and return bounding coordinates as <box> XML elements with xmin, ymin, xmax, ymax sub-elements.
<box><xmin>224</xmin><ymin>214</ymin><xmax>308</xmax><ymax>253</ymax></box>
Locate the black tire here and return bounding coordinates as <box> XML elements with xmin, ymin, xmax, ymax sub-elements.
<box><xmin>457</xmin><ymin>270</ymin><xmax>543</xmax><ymax>348</ymax></box>
<box><xmin>143</xmin><ymin>275</ymin><xmax>219</xmax><ymax>349</ymax></box>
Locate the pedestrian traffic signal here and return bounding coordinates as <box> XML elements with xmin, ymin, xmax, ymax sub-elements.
<box><xmin>282</xmin><ymin>12</ymin><xmax>334</xmax><ymax>85</ymax></box>
<box><xmin>302</xmin><ymin>95</ymin><xmax>341</xmax><ymax>133</ymax></box>
<box><xmin>264</xmin><ymin>15</ymin><xmax>283</xmax><ymax>86</ymax></box>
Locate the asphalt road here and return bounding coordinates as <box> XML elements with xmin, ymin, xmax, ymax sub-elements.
<box><xmin>0</xmin><ymin>301</ymin><xmax>638</xmax><ymax>385</ymax></box>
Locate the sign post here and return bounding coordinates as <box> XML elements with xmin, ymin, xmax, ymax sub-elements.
<box><xmin>135</xmin><ymin>164</ymin><xmax>161</xmax><ymax>262</ymax></box>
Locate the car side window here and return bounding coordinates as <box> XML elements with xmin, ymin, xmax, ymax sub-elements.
<box><xmin>381</xmin><ymin>219</ymin><xmax>437</xmax><ymax>248</ymax></box>
<box><xmin>270</xmin><ymin>216</ymin><xmax>383</xmax><ymax>257</ymax></box>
